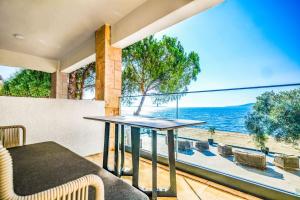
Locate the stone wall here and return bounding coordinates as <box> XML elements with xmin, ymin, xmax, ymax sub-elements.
<box><xmin>95</xmin><ymin>25</ymin><xmax>122</xmax><ymax>116</ymax></box>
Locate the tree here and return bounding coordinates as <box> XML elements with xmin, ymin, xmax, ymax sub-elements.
<box><xmin>0</xmin><ymin>75</ymin><xmax>3</xmax><ymax>91</ymax></box>
<box><xmin>66</xmin><ymin>35</ymin><xmax>200</xmax><ymax>107</ymax></box>
<box><xmin>245</xmin><ymin>112</ymin><xmax>269</xmax><ymax>149</ymax></box>
<box><xmin>68</xmin><ymin>62</ymin><xmax>95</xmax><ymax>99</ymax></box>
<box><xmin>122</xmin><ymin>35</ymin><xmax>200</xmax><ymax>115</ymax></box>
<box><xmin>0</xmin><ymin>69</ymin><xmax>51</xmax><ymax>97</ymax></box>
<box><xmin>245</xmin><ymin>89</ymin><xmax>300</xmax><ymax>147</ymax></box>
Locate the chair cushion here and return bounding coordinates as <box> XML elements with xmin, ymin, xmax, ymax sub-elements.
<box><xmin>8</xmin><ymin>141</ymin><xmax>149</xmax><ymax>200</ymax></box>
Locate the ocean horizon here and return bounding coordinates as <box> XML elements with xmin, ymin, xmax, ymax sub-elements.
<box><xmin>122</xmin><ymin>103</ymin><xmax>254</xmax><ymax>134</ymax></box>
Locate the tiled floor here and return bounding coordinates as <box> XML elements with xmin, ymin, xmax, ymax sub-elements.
<box><xmin>86</xmin><ymin>152</ymin><xmax>261</xmax><ymax>200</ymax></box>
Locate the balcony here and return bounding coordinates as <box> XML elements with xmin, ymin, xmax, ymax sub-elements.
<box><xmin>0</xmin><ymin>99</ymin><xmax>260</xmax><ymax>200</ymax></box>
<box><xmin>1</xmin><ymin>85</ymin><xmax>299</xmax><ymax>200</ymax></box>
<box><xmin>1</xmin><ymin>1</ymin><xmax>299</xmax><ymax>200</ymax></box>
<box><xmin>121</xmin><ymin>84</ymin><xmax>300</xmax><ymax>200</ymax></box>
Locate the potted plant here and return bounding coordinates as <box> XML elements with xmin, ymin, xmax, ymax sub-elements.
<box><xmin>208</xmin><ymin>127</ymin><xmax>216</xmax><ymax>145</ymax></box>
<box><xmin>261</xmin><ymin>146</ymin><xmax>269</xmax><ymax>155</ymax></box>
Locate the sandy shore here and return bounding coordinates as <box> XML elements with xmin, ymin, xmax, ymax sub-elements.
<box><xmin>178</xmin><ymin>128</ymin><xmax>300</xmax><ymax>156</ymax></box>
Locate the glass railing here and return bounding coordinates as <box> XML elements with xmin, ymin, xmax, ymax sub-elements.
<box><xmin>121</xmin><ymin>83</ymin><xmax>300</xmax><ymax>197</ymax></box>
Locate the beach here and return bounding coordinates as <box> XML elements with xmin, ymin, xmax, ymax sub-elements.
<box><xmin>178</xmin><ymin>128</ymin><xmax>300</xmax><ymax>156</ymax></box>
<box><xmin>123</xmin><ymin>105</ymin><xmax>300</xmax><ymax>156</ymax></box>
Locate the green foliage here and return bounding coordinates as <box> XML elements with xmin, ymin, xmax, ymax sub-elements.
<box><xmin>254</xmin><ymin>132</ymin><xmax>268</xmax><ymax>149</ymax></box>
<box><xmin>245</xmin><ymin>112</ymin><xmax>269</xmax><ymax>148</ymax></box>
<box><xmin>0</xmin><ymin>78</ymin><xmax>3</xmax><ymax>92</ymax></box>
<box><xmin>245</xmin><ymin>89</ymin><xmax>300</xmax><ymax>147</ymax></box>
<box><xmin>0</xmin><ymin>69</ymin><xmax>51</xmax><ymax>97</ymax></box>
<box><xmin>122</xmin><ymin>35</ymin><xmax>200</xmax><ymax>115</ymax></box>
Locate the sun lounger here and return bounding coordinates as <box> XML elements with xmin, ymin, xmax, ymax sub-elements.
<box><xmin>217</xmin><ymin>143</ymin><xmax>233</xmax><ymax>157</ymax></box>
<box><xmin>178</xmin><ymin>140</ymin><xmax>192</xmax><ymax>151</ymax></box>
<box><xmin>195</xmin><ymin>140</ymin><xmax>209</xmax><ymax>151</ymax></box>
<box><xmin>233</xmin><ymin>150</ymin><xmax>266</xmax><ymax>170</ymax></box>
<box><xmin>274</xmin><ymin>154</ymin><xmax>299</xmax><ymax>170</ymax></box>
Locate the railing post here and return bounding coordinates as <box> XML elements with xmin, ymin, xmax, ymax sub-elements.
<box><xmin>175</xmin><ymin>94</ymin><xmax>179</xmax><ymax>160</ymax></box>
<box><xmin>176</xmin><ymin>94</ymin><xmax>179</xmax><ymax>119</ymax></box>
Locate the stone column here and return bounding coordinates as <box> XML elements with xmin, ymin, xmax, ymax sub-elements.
<box><xmin>50</xmin><ymin>71</ymin><xmax>69</xmax><ymax>99</ymax></box>
<box><xmin>95</xmin><ymin>25</ymin><xmax>122</xmax><ymax>151</ymax></box>
<box><xmin>95</xmin><ymin>24</ymin><xmax>122</xmax><ymax>116</ymax></box>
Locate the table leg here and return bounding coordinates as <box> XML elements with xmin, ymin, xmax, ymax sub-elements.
<box><xmin>120</xmin><ymin>125</ymin><xmax>125</xmax><ymax>173</ymax></box>
<box><xmin>120</xmin><ymin>125</ymin><xmax>133</xmax><ymax>176</ymax></box>
<box><xmin>103</xmin><ymin>122</ymin><xmax>110</xmax><ymax>170</ymax></box>
<box><xmin>114</xmin><ymin>124</ymin><xmax>120</xmax><ymax>176</ymax></box>
<box><xmin>131</xmin><ymin>127</ymin><xmax>141</xmax><ymax>188</ymax></box>
<box><xmin>152</xmin><ymin>130</ymin><xmax>158</xmax><ymax>200</ymax></box>
<box><xmin>166</xmin><ymin>129</ymin><xmax>177</xmax><ymax>196</ymax></box>
<box><xmin>139</xmin><ymin>129</ymin><xmax>177</xmax><ymax>198</ymax></box>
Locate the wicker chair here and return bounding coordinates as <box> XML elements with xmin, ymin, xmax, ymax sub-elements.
<box><xmin>0</xmin><ymin>125</ymin><xmax>26</xmax><ymax>148</ymax></box>
<box><xmin>0</xmin><ymin>144</ymin><xmax>105</xmax><ymax>200</ymax></box>
<box><xmin>233</xmin><ymin>150</ymin><xmax>266</xmax><ymax>170</ymax></box>
<box><xmin>274</xmin><ymin>154</ymin><xmax>299</xmax><ymax>169</ymax></box>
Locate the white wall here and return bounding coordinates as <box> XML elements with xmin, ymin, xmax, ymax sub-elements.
<box><xmin>0</xmin><ymin>96</ymin><xmax>105</xmax><ymax>156</ymax></box>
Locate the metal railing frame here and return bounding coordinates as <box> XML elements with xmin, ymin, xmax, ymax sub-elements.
<box><xmin>120</xmin><ymin>82</ymin><xmax>300</xmax><ymax>119</ymax></box>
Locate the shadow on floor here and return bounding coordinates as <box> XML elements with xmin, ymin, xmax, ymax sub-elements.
<box><xmin>210</xmin><ymin>144</ymin><xmax>218</xmax><ymax>147</ymax></box>
<box><xmin>239</xmin><ymin>164</ymin><xmax>284</xmax><ymax>179</ymax></box>
<box><xmin>284</xmin><ymin>169</ymin><xmax>300</xmax><ymax>177</ymax></box>
<box><xmin>267</xmin><ymin>154</ymin><xmax>275</xmax><ymax>158</ymax></box>
<box><xmin>178</xmin><ymin>149</ymin><xmax>195</xmax><ymax>156</ymax></box>
<box><xmin>201</xmin><ymin>150</ymin><xmax>216</xmax><ymax>157</ymax></box>
<box><xmin>224</xmin><ymin>155</ymin><xmax>234</xmax><ymax>162</ymax></box>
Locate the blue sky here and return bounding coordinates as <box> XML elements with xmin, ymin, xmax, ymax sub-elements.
<box><xmin>156</xmin><ymin>0</ymin><xmax>300</xmax><ymax>90</ymax></box>
<box><xmin>152</xmin><ymin>0</ymin><xmax>300</xmax><ymax>107</ymax></box>
<box><xmin>1</xmin><ymin>0</ymin><xmax>300</xmax><ymax>106</ymax></box>
<box><xmin>0</xmin><ymin>65</ymin><xmax>19</xmax><ymax>80</ymax></box>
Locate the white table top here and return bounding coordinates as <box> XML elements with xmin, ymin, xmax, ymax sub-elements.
<box><xmin>84</xmin><ymin>115</ymin><xmax>205</xmax><ymax>131</ymax></box>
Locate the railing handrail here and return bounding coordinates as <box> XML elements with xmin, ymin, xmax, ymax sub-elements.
<box><xmin>120</xmin><ymin>82</ymin><xmax>300</xmax><ymax>98</ymax></box>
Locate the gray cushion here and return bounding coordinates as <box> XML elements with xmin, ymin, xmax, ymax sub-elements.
<box><xmin>8</xmin><ymin>141</ymin><xmax>149</xmax><ymax>200</ymax></box>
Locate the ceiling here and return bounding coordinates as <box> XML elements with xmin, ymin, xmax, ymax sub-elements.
<box><xmin>0</xmin><ymin>0</ymin><xmax>223</xmax><ymax>73</ymax></box>
<box><xmin>0</xmin><ymin>0</ymin><xmax>146</xmax><ymax>60</ymax></box>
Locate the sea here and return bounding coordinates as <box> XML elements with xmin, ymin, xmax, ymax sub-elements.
<box><xmin>122</xmin><ymin>103</ymin><xmax>254</xmax><ymax>134</ymax></box>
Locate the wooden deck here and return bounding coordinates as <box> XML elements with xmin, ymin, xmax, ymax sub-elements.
<box><xmin>86</xmin><ymin>152</ymin><xmax>261</xmax><ymax>200</ymax></box>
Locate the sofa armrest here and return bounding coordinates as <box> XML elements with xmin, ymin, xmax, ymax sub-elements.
<box><xmin>13</xmin><ymin>174</ymin><xmax>105</xmax><ymax>200</ymax></box>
